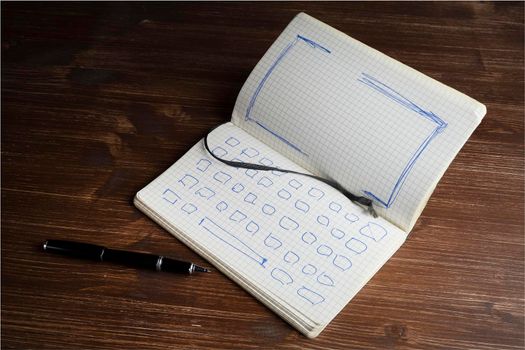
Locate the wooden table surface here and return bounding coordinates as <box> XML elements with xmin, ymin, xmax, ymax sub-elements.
<box><xmin>2</xmin><ymin>2</ymin><xmax>523</xmax><ymax>349</ymax></box>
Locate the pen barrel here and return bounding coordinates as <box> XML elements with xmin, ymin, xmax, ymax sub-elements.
<box><xmin>103</xmin><ymin>250</ymin><xmax>193</xmax><ymax>273</ymax></box>
<box><xmin>43</xmin><ymin>240</ymin><xmax>197</xmax><ymax>274</ymax></box>
<box><xmin>160</xmin><ymin>258</ymin><xmax>194</xmax><ymax>274</ymax></box>
<box><xmin>43</xmin><ymin>240</ymin><xmax>105</xmax><ymax>260</ymax></box>
<box><xmin>103</xmin><ymin>249</ymin><xmax>161</xmax><ymax>271</ymax></box>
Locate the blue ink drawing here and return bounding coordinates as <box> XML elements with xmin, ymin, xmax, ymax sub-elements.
<box><xmin>232</xmin><ymin>183</ymin><xmax>245</xmax><ymax>193</ymax></box>
<box><xmin>195</xmin><ymin>187</ymin><xmax>215</xmax><ymax>200</ymax></box>
<box><xmin>302</xmin><ymin>264</ymin><xmax>317</xmax><ymax>275</ymax></box>
<box><xmin>288</xmin><ymin>179</ymin><xmax>302</xmax><ymax>189</ymax></box>
<box><xmin>264</xmin><ymin>233</ymin><xmax>282</xmax><ymax>250</ymax></box>
<box><xmin>196</xmin><ymin>159</ymin><xmax>212</xmax><ymax>172</ymax></box>
<box><xmin>181</xmin><ymin>203</ymin><xmax>197</xmax><ymax>214</ymax></box>
<box><xmin>333</xmin><ymin>255</ymin><xmax>352</xmax><ymax>272</ymax></box>
<box><xmin>277</xmin><ymin>189</ymin><xmax>291</xmax><ymax>200</ymax></box>
<box><xmin>262</xmin><ymin>204</ymin><xmax>276</xmax><ymax>215</ymax></box>
<box><xmin>244</xmin><ymin>192</ymin><xmax>257</xmax><ymax>204</ymax></box>
<box><xmin>297</xmin><ymin>286</ymin><xmax>325</xmax><ymax>305</ymax></box>
<box><xmin>358</xmin><ymin>73</ymin><xmax>447</xmax><ymax>208</ymax></box>
<box><xmin>308</xmin><ymin>187</ymin><xmax>324</xmax><ymax>200</ymax></box>
<box><xmin>344</xmin><ymin>213</ymin><xmax>359</xmax><ymax>223</ymax></box>
<box><xmin>279</xmin><ymin>216</ymin><xmax>299</xmax><ymax>231</ymax></box>
<box><xmin>317</xmin><ymin>244</ymin><xmax>333</xmax><ymax>257</ymax></box>
<box><xmin>257</xmin><ymin>176</ymin><xmax>273</xmax><ymax>188</ymax></box>
<box><xmin>245</xmin><ymin>35</ymin><xmax>331</xmax><ymax>156</ymax></box>
<box><xmin>329</xmin><ymin>202</ymin><xmax>342</xmax><ymax>213</ymax></box>
<box><xmin>213</xmin><ymin>171</ymin><xmax>232</xmax><ymax>184</ymax></box>
<box><xmin>200</xmin><ymin>217</ymin><xmax>267</xmax><ymax>267</ymax></box>
<box><xmin>178</xmin><ymin>174</ymin><xmax>199</xmax><ymax>189</ymax></box>
<box><xmin>216</xmin><ymin>201</ymin><xmax>228</xmax><ymax>212</ymax></box>
<box><xmin>259</xmin><ymin>157</ymin><xmax>273</xmax><ymax>166</ymax></box>
<box><xmin>345</xmin><ymin>238</ymin><xmax>367</xmax><ymax>254</ymax></box>
<box><xmin>317</xmin><ymin>273</ymin><xmax>335</xmax><ymax>287</ymax></box>
<box><xmin>245</xmin><ymin>169</ymin><xmax>258</xmax><ymax>178</ymax></box>
<box><xmin>241</xmin><ymin>147</ymin><xmax>259</xmax><ymax>158</ymax></box>
<box><xmin>360</xmin><ymin>222</ymin><xmax>388</xmax><ymax>242</ymax></box>
<box><xmin>330</xmin><ymin>228</ymin><xmax>346</xmax><ymax>240</ymax></box>
<box><xmin>317</xmin><ymin>215</ymin><xmax>329</xmax><ymax>227</ymax></box>
<box><xmin>283</xmin><ymin>251</ymin><xmax>300</xmax><ymax>265</ymax></box>
<box><xmin>295</xmin><ymin>200</ymin><xmax>310</xmax><ymax>213</ymax></box>
<box><xmin>301</xmin><ymin>232</ymin><xmax>317</xmax><ymax>245</ymax></box>
<box><xmin>271</xmin><ymin>268</ymin><xmax>293</xmax><ymax>285</ymax></box>
<box><xmin>230</xmin><ymin>210</ymin><xmax>247</xmax><ymax>222</ymax></box>
<box><xmin>246</xmin><ymin>220</ymin><xmax>259</xmax><ymax>236</ymax></box>
<box><xmin>162</xmin><ymin>189</ymin><xmax>181</xmax><ymax>204</ymax></box>
<box><xmin>212</xmin><ymin>146</ymin><xmax>228</xmax><ymax>158</ymax></box>
<box><xmin>225</xmin><ymin>137</ymin><xmax>240</xmax><ymax>147</ymax></box>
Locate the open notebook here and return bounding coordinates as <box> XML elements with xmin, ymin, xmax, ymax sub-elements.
<box><xmin>135</xmin><ymin>13</ymin><xmax>486</xmax><ymax>337</ymax></box>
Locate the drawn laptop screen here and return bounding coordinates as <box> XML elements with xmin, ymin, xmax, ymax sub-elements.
<box><xmin>232</xmin><ymin>13</ymin><xmax>485</xmax><ymax>232</ymax></box>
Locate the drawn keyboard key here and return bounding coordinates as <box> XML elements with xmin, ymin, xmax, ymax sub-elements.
<box><xmin>262</xmin><ymin>204</ymin><xmax>276</xmax><ymax>215</ymax></box>
<box><xmin>162</xmin><ymin>189</ymin><xmax>181</xmax><ymax>204</ymax></box>
<box><xmin>345</xmin><ymin>237</ymin><xmax>367</xmax><ymax>254</ymax></box>
<box><xmin>178</xmin><ymin>174</ymin><xmax>199</xmax><ymax>188</ymax></box>
<box><xmin>214</xmin><ymin>171</ymin><xmax>232</xmax><ymax>184</ymax></box>
<box><xmin>295</xmin><ymin>200</ymin><xmax>310</xmax><ymax>213</ymax></box>
<box><xmin>271</xmin><ymin>268</ymin><xmax>293</xmax><ymax>285</ymax></box>
<box><xmin>283</xmin><ymin>251</ymin><xmax>300</xmax><ymax>265</ymax></box>
<box><xmin>308</xmin><ymin>187</ymin><xmax>324</xmax><ymax>200</ymax></box>
<box><xmin>241</xmin><ymin>147</ymin><xmax>259</xmax><ymax>158</ymax></box>
<box><xmin>302</xmin><ymin>264</ymin><xmax>317</xmax><ymax>275</ymax></box>
<box><xmin>212</xmin><ymin>146</ymin><xmax>228</xmax><ymax>158</ymax></box>
<box><xmin>225</xmin><ymin>137</ymin><xmax>240</xmax><ymax>147</ymax></box>
<box><xmin>245</xmin><ymin>220</ymin><xmax>259</xmax><ymax>235</ymax></box>
<box><xmin>195</xmin><ymin>187</ymin><xmax>215</xmax><ymax>199</ymax></box>
<box><xmin>360</xmin><ymin>222</ymin><xmax>387</xmax><ymax>242</ymax></box>
<box><xmin>264</xmin><ymin>233</ymin><xmax>282</xmax><ymax>250</ymax></box>
<box><xmin>257</xmin><ymin>176</ymin><xmax>273</xmax><ymax>188</ymax></box>
<box><xmin>333</xmin><ymin>255</ymin><xmax>352</xmax><ymax>271</ymax></box>
<box><xmin>181</xmin><ymin>203</ymin><xmax>197</xmax><ymax>214</ymax></box>
<box><xmin>279</xmin><ymin>216</ymin><xmax>299</xmax><ymax>230</ymax></box>
<box><xmin>196</xmin><ymin>159</ymin><xmax>212</xmax><ymax>172</ymax></box>
<box><xmin>317</xmin><ymin>244</ymin><xmax>333</xmax><ymax>257</ymax></box>
<box><xmin>317</xmin><ymin>273</ymin><xmax>335</xmax><ymax>287</ymax></box>
<box><xmin>297</xmin><ymin>286</ymin><xmax>325</xmax><ymax>305</ymax></box>
<box><xmin>278</xmin><ymin>189</ymin><xmax>291</xmax><ymax>200</ymax></box>
<box><xmin>288</xmin><ymin>179</ymin><xmax>302</xmax><ymax>189</ymax></box>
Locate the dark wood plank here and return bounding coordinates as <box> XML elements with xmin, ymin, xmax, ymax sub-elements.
<box><xmin>2</xmin><ymin>2</ymin><xmax>523</xmax><ymax>349</ymax></box>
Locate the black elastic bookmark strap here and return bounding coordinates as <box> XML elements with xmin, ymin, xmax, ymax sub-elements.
<box><xmin>204</xmin><ymin>131</ymin><xmax>378</xmax><ymax>218</ymax></box>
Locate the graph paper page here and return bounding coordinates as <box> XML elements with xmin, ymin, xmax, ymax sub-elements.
<box><xmin>135</xmin><ymin>123</ymin><xmax>406</xmax><ymax>327</ymax></box>
<box><xmin>231</xmin><ymin>13</ymin><xmax>486</xmax><ymax>232</ymax></box>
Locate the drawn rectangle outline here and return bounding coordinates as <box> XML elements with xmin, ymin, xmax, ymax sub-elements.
<box><xmin>244</xmin><ymin>34</ymin><xmax>447</xmax><ymax>209</ymax></box>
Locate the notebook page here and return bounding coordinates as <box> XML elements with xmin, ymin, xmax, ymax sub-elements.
<box><xmin>135</xmin><ymin>123</ymin><xmax>406</xmax><ymax>329</ymax></box>
<box><xmin>231</xmin><ymin>13</ymin><xmax>486</xmax><ymax>232</ymax></box>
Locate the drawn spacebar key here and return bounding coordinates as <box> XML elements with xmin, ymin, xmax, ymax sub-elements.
<box><xmin>199</xmin><ymin>217</ymin><xmax>268</xmax><ymax>267</ymax></box>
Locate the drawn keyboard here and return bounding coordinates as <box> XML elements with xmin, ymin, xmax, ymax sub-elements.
<box><xmin>158</xmin><ymin>133</ymin><xmax>391</xmax><ymax>309</ymax></box>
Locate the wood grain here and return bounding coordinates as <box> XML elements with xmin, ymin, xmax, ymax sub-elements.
<box><xmin>2</xmin><ymin>2</ymin><xmax>523</xmax><ymax>349</ymax></box>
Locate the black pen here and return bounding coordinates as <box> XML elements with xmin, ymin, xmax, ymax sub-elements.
<box><xmin>42</xmin><ymin>240</ymin><xmax>210</xmax><ymax>274</ymax></box>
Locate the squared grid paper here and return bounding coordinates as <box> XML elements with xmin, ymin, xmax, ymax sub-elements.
<box><xmin>231</xmin><ymin>13</ymin><xmax>486</xmax><ymax>232</ymax></box>
<box><xmin>135</xmin><ymin>123</ymin><xmax>406</xmax><ymax>336</ymax></box>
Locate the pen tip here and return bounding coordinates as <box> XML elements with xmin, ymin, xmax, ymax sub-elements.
<box><xmin>194</xmin><ymin>265</ymin><xmax>211</xmax><ymax>273</ymax></box>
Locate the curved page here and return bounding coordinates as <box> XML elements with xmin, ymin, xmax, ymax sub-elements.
<box><xmin>231</xmin><ymin>13</ymin><xmax>486</xmax><ymax>232</ymax></box>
